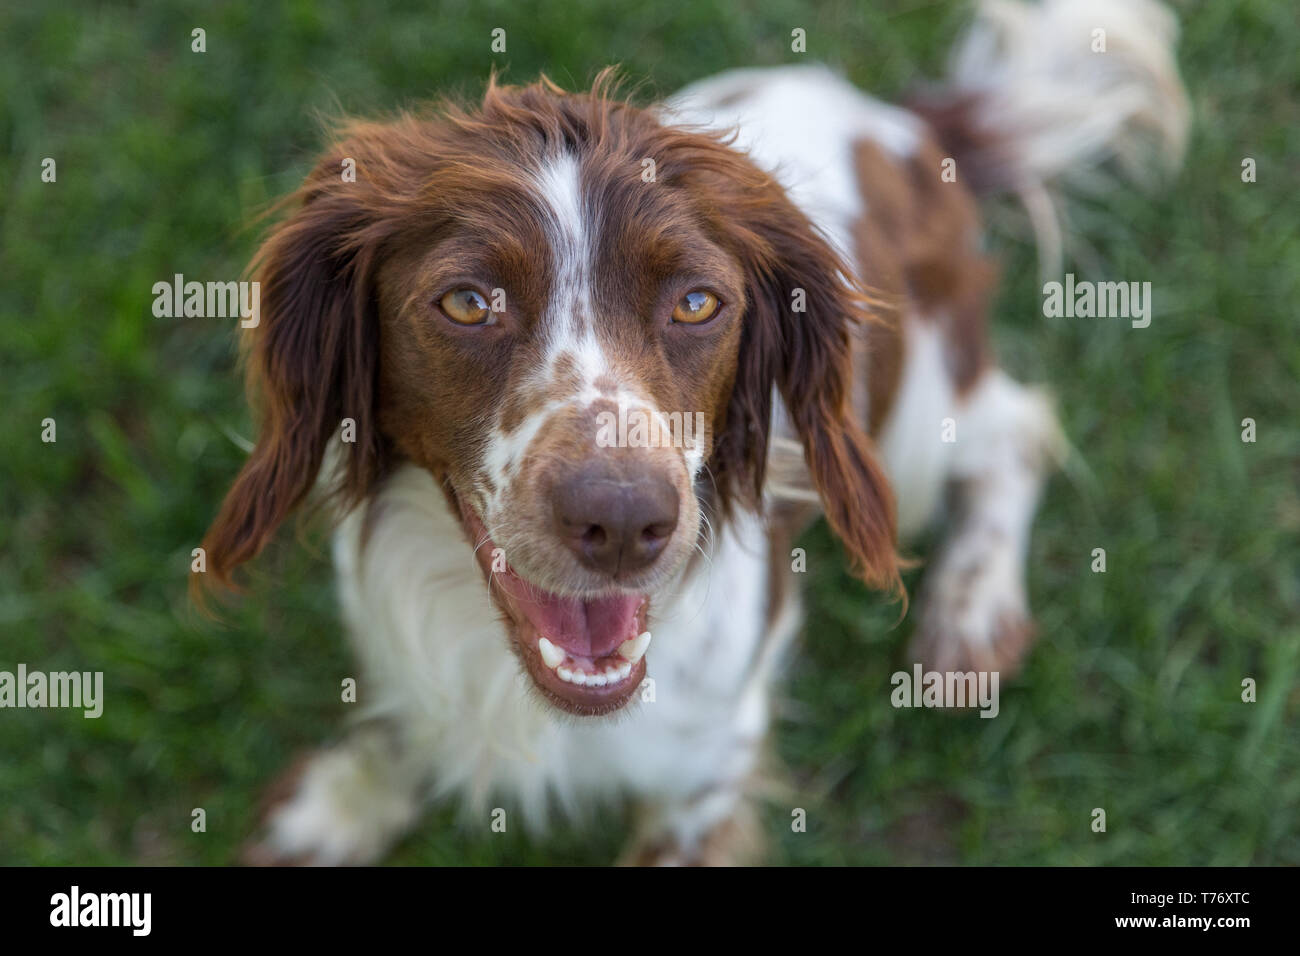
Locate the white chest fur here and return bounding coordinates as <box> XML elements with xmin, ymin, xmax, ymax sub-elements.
<box><xmin>332</xmin><ymin>464</ymin><xmax>774</xmax><ymax>826</ymax></box>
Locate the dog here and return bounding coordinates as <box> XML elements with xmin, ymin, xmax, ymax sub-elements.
<box><xmin>200</xmin><ymin>0</ymin><xmax>1188</xmax><ymax>864</ymax></box>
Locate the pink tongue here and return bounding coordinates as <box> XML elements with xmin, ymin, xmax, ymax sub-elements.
<box><xmin>511</xmin><ymin>585</ymin><xmax>643</xmax><ymax>659</ymax></box>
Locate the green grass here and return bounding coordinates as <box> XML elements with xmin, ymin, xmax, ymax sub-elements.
<box><xmin>1</xmin><ymin>0</ymin><xmax>1296</xmax><ymax>865</ymax></box>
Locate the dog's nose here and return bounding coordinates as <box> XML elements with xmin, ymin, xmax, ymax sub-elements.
<box><xmin>553</xmin><ymin>463</ymin><xmax>679</xmax><ymax>577</ymax></box>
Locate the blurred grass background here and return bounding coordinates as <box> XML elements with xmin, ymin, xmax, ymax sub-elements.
<box><xmin>1</xmin><ymin>0</ymin><xmax>1296</xmax><ymax>865</ymax></box>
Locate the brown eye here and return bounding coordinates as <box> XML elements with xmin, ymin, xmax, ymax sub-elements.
<box><xmin>440</xmin><ymin>288</ymin><xmax>493</xmax><ymax>325</ymax></box>
<box><xmin>671</xmin><ymin>289</ymin><xmax>721</xmax><ymax>324</ymax></box>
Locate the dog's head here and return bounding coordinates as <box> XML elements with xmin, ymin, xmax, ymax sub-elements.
<box><xmin>201</xmin><ymin>72</ymin><xmax>899</xmax><ymax>716</ymax></box>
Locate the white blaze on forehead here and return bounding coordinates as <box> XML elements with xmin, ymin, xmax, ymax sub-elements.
<box><xmin>479</xmin><ymin>154</ymin><xmax>606</xmax><ymax>513</ymax></box>
<box><xmin>533</xmin><ymin>154</ymin><xmax>709</xmax><ymax>474</ymax></box>
<box><xmin>533</xmin><ymin>153</ymin><xmax>599</xmax><ymax>366</ymax></box>
<box><xmin>478</xmin><ymin>153</ymin><xmax>705</xmax><ymax>520</ymax></box>
<box><xmin>531</xmin><ymin>153</ymin><xmax>659</xmax><ymax>410</ymax></box>
<box><xmin>531</xmin><ymin>153</ymin><xmax>653</xmax><ymax>407</ymax></box>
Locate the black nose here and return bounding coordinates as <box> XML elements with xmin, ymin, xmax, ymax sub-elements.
<box><xmin>552</xmin><ymin>463</ymin><xmax>680</xmax><ymax>577</ymax></box>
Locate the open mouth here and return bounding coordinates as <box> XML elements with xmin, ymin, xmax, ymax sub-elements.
<box><xmin>457</xmin><ymin>498</ymin><xmax>651</xmax><ymax>716</ymax></box>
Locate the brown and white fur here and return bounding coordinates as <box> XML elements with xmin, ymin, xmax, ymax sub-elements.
<box><xmin>202</xmin><ymin>0</ymin><xmax>1188</xmax><ymax>865</ymax></box>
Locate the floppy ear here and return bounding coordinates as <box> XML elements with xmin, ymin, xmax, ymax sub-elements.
<box><xmin>199</xmin><ymin>138</ymin><xmax>392</xmax><ymax>593</ymax></box>
<box><xmin>707</xmin><ymin>166</ymin><xmax>902</xmax><ymax>596</ymax></box>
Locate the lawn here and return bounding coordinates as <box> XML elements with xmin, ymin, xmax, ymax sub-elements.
<box><xmin>1</xmin><ymin>0</ymin><xmax>1296</xmax><ymax>865</ymax></box>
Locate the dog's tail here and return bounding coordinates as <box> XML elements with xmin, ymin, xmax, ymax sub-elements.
<box><xmin>909</xmin><ymin>0</ymin><xmax>1190</xmax><ymax>274</ymax></box>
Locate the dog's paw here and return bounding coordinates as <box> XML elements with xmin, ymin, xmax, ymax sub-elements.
<box><xmin>908</xmin><ymin>545</ymin><xmax>1036</xmax><ymax>678</ymax></box>
<box><xmin>618</xmin><ymin>834</ymin><xmax>750</xmax><ymax>867</ymax></box>
<box><xmin>619</xmin><ymin>803</ymin><xmax>762</xmax><ymax>866</ymax></box>
<box><xmin>241</xmin><ymin>743</ymin><xmax>420</xmax><ymax>866</ymax></box>
<box><xmin>910</xmin><ymin>606</ymin><xmax>1036</xmax><ymax>678</ymax></box>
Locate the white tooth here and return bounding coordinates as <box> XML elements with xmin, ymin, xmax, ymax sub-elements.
<box><xmin>537</xmin><ymin>637</ymin><xmax>565</xmax><ymax>669</ymax></box>
<box><xmin>605</xmin><ymin>666</ymin><xmax>622</xmax><ymax>683</ymax></box>
<box><xmin>557</xmin><ymin>666</ymin><xmax>574</xmax><ymax>683</ymax></box>
<box><xmin>618</xmin><ymin>631</ymin><xmax>652</xmax><ymax>662</ymax></box>
<box><xmin>617</xmin><ymin>662</ymin><xmax>632</xmax><ymax>680</ymax></box>
<box><xmin>588</xmin><ymin>672</ymin><xmax>607</xmax><ymax>687</ymax></box>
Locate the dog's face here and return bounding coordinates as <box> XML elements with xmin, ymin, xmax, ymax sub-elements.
<box><xmin>372</xmin><ymin>144</ymin><xmax>747</xmax><ymax>713</ymax></box>
<box><xmin>201</xmin><ymin>73</ymin><xmax>899</xmax><ymax>716</ymax></box>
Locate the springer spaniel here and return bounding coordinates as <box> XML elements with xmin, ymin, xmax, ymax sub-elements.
<box><xmin>201</xmin><ymin>0</ymin><xmax>1187</xmax><ymax>864</ymax></box>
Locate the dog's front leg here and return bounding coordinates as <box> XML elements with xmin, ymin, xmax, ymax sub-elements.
<box><xmin>242</xmin><ymin>720</ymin><xmax>428</xmax><ymax>866</ymax></box>
<box><xmin>620</xmin><ymin>781</ymin><xmax>766</xmax><ymax>867</ymax></box>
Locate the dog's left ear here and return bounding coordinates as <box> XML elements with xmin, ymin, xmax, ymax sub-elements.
<box><xmin>197</xmin><ymin>123</ymin><xmax>401</xmax><ymax>597</ymax></box>
<box><xmin>707</xmin><ymin>165</ymin><xmax>901</xmax><ymax>596</ymax></box>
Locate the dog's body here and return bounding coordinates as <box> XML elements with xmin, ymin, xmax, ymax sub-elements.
<box><xmin>209</xmin><ymin>1</ymin><xmax>1188</xmax><ymax>865</ymax></box>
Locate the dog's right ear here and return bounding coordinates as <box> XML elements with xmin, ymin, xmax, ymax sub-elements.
<box><xmin>198</xmin><ymin>126</ymin><xmax>402</xmax><ymax>595</ymax></box>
